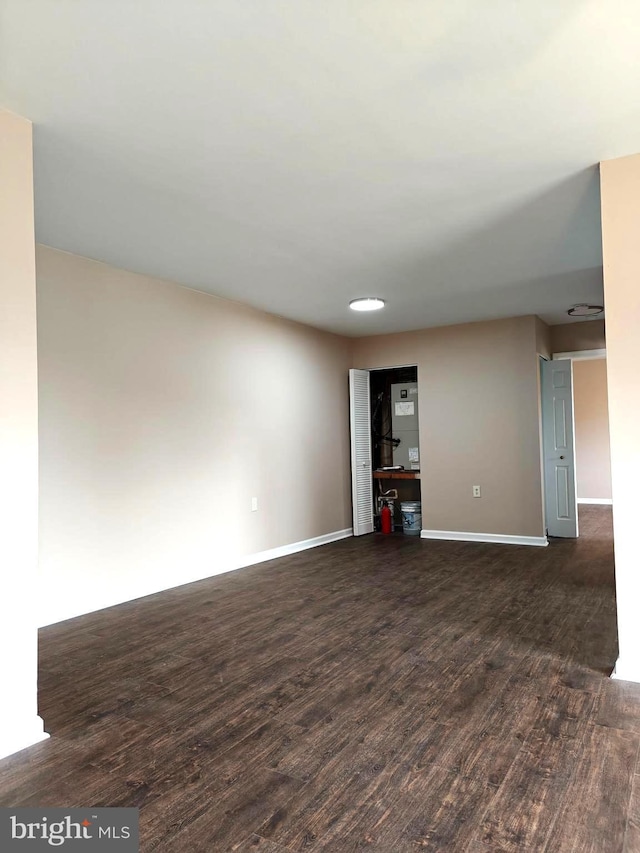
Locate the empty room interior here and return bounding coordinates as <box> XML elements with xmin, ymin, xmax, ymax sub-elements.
<box><xmin>3</xmin><ymin>3</ymin><xmax>640</xmax><ymax>851</ymax></box>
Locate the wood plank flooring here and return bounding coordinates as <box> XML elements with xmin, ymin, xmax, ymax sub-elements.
<box><xmin>2</xmin><ymin>506</ymin><xmax>640</xmax><ymax>851</ymax></box>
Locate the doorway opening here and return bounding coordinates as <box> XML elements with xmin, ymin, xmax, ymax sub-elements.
<box><xmin>349</xmin><ymin>365</ymin><xmax>421</xmax><ymax>535</ymax></box>
<box><xmin>554</xmin><ymin>350</ymin><xmax>612</xmax><ymax>509</ymax></box>
<box><xmin>539</xmin><ymin>346</ymin><xmax>612</xmax><ymax>540</ymax></box>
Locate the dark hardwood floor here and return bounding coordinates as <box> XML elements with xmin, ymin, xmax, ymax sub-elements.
<box><xmin>2</xmin><ymin>506</ymin><xmax>639</xmax><ymax>851</ymax></box>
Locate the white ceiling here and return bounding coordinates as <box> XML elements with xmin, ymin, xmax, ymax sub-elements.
<box><xmin>2</xmin><ymin>1</ymin><xmax>638</xmax><ymax>336</ymax></box>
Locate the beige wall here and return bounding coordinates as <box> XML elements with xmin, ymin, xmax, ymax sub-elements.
<box><xmin>353</xmin><ymin>315</ymin><xmax>545</xmax><ymax>538</ymax></box>
<box><xmin>550</xmin><ymin>319</ymin><xmax>606</xmax><ymax>353</ymax></box>
<box><xmin>36</xmin><ymin>246</ymin><xmax>352</xmax><ymax>625</ymax></box>
<box><xmin>0</xmin><ymin>111</ymin><xmax>47</xmax><ymax>757</ymax></box>
<box><xmin>600</xmin><ymin>153</ymin><xmax>640</xmax><ymax>682</ymax></box>
<box><xmin>572</xmin><ymin>359</ymin><xmax>612</xmax><ymax>501</ymax></box>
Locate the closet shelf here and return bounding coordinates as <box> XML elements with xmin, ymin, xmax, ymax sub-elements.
<box><xmin>373</xmin><ymin>470</ymin><xmax>420</xmax><ymax>480</ymax></box>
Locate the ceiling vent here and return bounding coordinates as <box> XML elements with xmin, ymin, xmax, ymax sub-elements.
<box><xmin>567</xmin><ymin>304</ymin><xmax>604</xmax><ymax>317</ymax></box>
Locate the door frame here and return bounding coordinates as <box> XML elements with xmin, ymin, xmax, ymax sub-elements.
<box><xmin>539</xmin><ymin>348</ymin><xmax>607</xmax><ymax>537</ymax></box>
<box><xmin>538</xmin><ymin>355</ymin><xmax>548</xmax><ymax>535</ymax></box>
<box><xmin>349</xmin><ymin>363</ymin><xmax>419</xmax><ymax>535</ymax></box>
<box><xmin>552</xmin><ymin>348</ymin><xmax>606</xmax><ymax>362</ymax></box>
<box><xmin>552</xmin><ymin>348</ymin><xmax>611</xmax><ymax>508</ymax></box>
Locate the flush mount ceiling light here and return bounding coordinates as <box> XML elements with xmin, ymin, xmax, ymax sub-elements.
<box><xmin>567</xmin><ymin>303</ymin><xmax>604</xmax><ymax>317</ymax></box>
<box><xmin>349</xmin><ymin>297</ymin><xmax>386</xmax><ymax>312</ymax></box>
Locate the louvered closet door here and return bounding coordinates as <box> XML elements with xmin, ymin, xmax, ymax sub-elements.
<box><xmin>349</xmin><ymin>369</ymin><xmax>374</xmax><ymax>535</ymax></box>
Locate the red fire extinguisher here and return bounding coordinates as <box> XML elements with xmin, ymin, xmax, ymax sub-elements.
<box><xmin>380</xmin><ymin>501</ymin><xmax>393</xmax><ymax>534</ymax></box>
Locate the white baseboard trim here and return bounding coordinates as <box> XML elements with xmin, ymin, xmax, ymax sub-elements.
<box><xmin>577</xmin><ymin>498</ymin><xmax>613</xmax><ymax>506</ymax></box>
<box><xmin>0</xmin><ymin>715</ymin><xmax>49</xmax><ymax>761</ymax></box>
<box><xmin>420</xmin><ymin>529</ymin><xmax>549</xmax><ymax>547</ymax></box>
<box><xmin>611</xmin><ymin>658</ymin><xmax>640</xmax><ymax>684</ymax></box>
<box><xmin>41</xmin><ymin>527</ymin><xmax>354</xmax><ymax>626</ymax></box>
<box><xmin>237</xmin><ymin>528</ymin><xmax>353</xmax><ymax>569</ymax></box>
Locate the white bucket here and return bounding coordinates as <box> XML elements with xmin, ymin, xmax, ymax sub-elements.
<box><xmin>401</xmin><ymin>501</ymin><xmax>422</xmax><ymax>536</ymax></box>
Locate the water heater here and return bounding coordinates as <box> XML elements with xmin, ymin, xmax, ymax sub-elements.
<box><xmin>391</xmin><ymin>383</ymin><xmax>419</xmax><ymax>470</ymax></box>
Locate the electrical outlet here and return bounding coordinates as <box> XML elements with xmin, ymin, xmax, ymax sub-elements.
<box><xmin>251</xmin><ymin>497</ymin><xmax>258</xmax><ymax>512</ymax></box>
<box><xmin>472</xmin><ymin>485</ymin><xmax>481</xmax><ymax>498</ymax></box>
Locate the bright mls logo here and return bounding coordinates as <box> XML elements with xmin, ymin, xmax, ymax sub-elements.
<box><xmin>0</xmin><ymin>809</ymin><xmax>138</xmax><ymax>850</ymax></box>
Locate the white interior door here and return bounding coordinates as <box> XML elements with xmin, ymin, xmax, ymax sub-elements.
<box><xmin>349</xmin><ymin>369</ymin><xmax>374</xmax><ymax>536</ymax></box>
<box><xmin>542</xmin><ymin>359</ymin><xmax>578</xmax><ymax>538</ymax></box>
